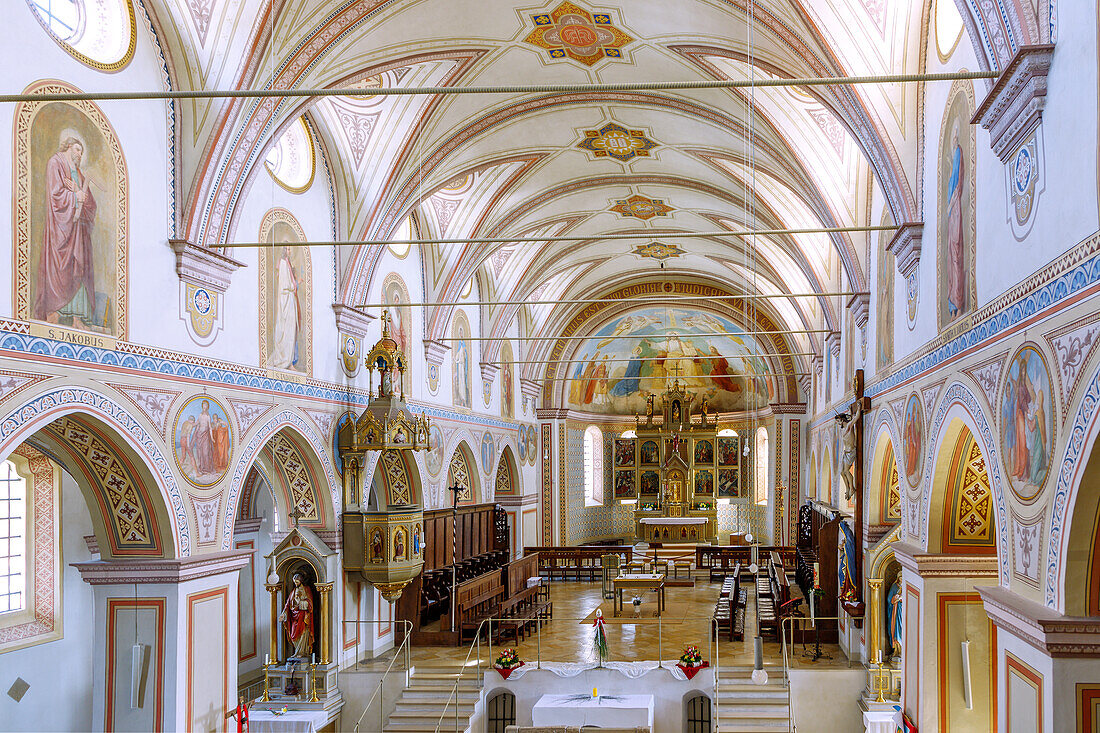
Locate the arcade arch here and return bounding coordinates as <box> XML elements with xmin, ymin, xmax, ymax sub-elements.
<box><xmin>446</xmin><ymin>441</ymin><xmax>480</xmax><ymax>506</ymax></box>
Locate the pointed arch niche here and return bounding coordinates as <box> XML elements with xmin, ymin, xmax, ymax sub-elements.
<box><xmin>447</xmin><ymin>442</ymin><xmax>480</xmax><ymax>505</ymax></box>
<box><xmin>928</xmin><ymin>422</ymin><xmax>996</xmax><ymax>555</ymax></box>
<box><xmin>494</xmin><ymin>446</ymin><xmax>519</xmax><ymax>497</ymax></box>
<box><xmin>869</xmin><ymin>430</ymin><xmax>901</xmax><ymax>527</ymax></box>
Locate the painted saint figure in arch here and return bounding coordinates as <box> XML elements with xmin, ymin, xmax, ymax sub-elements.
<box><xmin>36</xmin><ymin>132</ymin><xmax>98</xmax><ymax>328</ymax></box>
<box><xmin>272</xmin><ymin>245</ymin><xmax>301</xmax><ymax>369</ymax></box>
<box><xmin>945</xmin><ymin>129</ymin><xmax>967</xmax><ymax>318</ymax></box>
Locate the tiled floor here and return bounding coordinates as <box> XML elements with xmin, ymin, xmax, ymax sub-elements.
<box><xmin>367</xmin><ymin>577</ymin><xmax>852</xmax><ymax>672</ymax></box>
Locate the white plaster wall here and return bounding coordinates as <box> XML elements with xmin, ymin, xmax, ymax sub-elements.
<box><xmin>789</xmin><ymin>667</ymin><xmax>866</xmax><ymax>733</ymax></box>
<box><xmin>0</xmin><ymin>471</ymin><xmax>96</xmax><ymax>732</ymax></box>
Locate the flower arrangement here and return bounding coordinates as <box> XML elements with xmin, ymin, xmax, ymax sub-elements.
<box><xmin>679</xmin><ymin>645</ymin><xmax>704</xmax><ymax>667</ymax></box>
<box><xmin>494</xmin><ymin>648</ymin><xmax>521</xmax><ymax>669</ymax></box>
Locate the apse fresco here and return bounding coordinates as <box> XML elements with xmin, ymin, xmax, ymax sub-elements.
<box><xmin>565</xmin><ymin>307</ymin><xmax>771</xmax><ymax>414</ymax></box>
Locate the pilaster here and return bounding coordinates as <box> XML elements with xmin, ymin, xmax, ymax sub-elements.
<box><xmin>75</xmin><ymin>551</ymin><xmax>251</xmax><ymax>733</ymax></box>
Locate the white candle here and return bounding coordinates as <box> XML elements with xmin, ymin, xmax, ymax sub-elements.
<box><xmin>265</xmin><ymin>654</ymin><xmax>270</xmax><ymax>665</ymax></box>
<box><xmin>312</xmin><ymin>653</ymin><xmax>316</xmax><ymax>665</ymax></box>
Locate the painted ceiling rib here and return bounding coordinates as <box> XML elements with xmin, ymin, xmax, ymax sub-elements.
<box><xmin>353</xmin><ymin>292</ymin><xmax>867</xmax><ymax>309</ymax></box>
<box><xmin>222</xmin><ymin>225</ymin><xmax>897</xmax><ymax>249</ymax></box>
<box><xmin>0</xmin><ymin>71</ymin><xmax>997</xmax><ymax>104</ymax></box>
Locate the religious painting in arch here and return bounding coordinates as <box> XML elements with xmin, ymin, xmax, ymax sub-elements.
<box><xmin>937</xmin><ymin>82</ymin><xmax>977</xmax><ymax>330</ymax></box>
<box><xmin>452</xmin><ymin>310</ymin><xmax>472</xmax><ymax>409</ymax></box>
<box><xmin>500</xmin><ymin>340</ymin><xmax>515</xmax><ymax>419</ymax></box>
<box><xmin>903</xmin><ymin>394</ymin><xmax>924</xmax><ymax>486</ymax></box>
<box><xmin>876</xmin><ymin>213</ymin><xmax>895</xmax><ymax>370</ymax></box>
<box><xmin>173</xmin><ymin>394</ymin><xmax>233</xmax><ymax>487</ymax></box>
<box><xmin>14</xmin><ymin>83</ymin><xmax>128</xmax><ymax>339</ymax></box>
<box><xmin>999</xmin><ymin>344</ymin><xmax>1054</xmax><ymax>500</ymax></box>
<box><xmin>565</xmin><ymin>307</ymin><xmax>771</xmax><ymax>415</ymax></box>
<box><xmin>383</xmin><ymin>272</ymin><xmax>411</xmax><ymax>394</ymax></box>
<box><xmin>259</xmin><ymin>209</ymin><xmax>312</xmax><ymax>375</ymax></box>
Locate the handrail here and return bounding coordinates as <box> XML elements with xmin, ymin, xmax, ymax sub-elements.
<box><xmin>780</xmin><ymin>615</ymin><xmax>844</xmax><ymax>733</ymax></box>
<box><xmin>351</xmin><ymin>619</ymin><xmax>413</xmax><ymax>733</ymax></box>
<box><xmin>713</xmin><ymin>617</ymin><xmax>721</xmax><ymax>733</ymax></box>
<box><xmin>434</xmin><ymin>617</ymin><xmax>491</xmax><ymax>733</ymax></box>
<box><xmin>342</xmin><ymin>619</ymin><xmax>413</xmax><ymax>672</ymax></box>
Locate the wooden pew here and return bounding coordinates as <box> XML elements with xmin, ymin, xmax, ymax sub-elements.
<box><xmin>448</xmin><ymin>569</ymin><xmax>506</xmax><ymax>641</ymax></box>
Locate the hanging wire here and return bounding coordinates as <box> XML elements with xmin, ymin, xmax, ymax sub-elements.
<box><xmin>0</xmin><ymin>71</ymin><xmax>998</xmax><ymax>104</ymax></box>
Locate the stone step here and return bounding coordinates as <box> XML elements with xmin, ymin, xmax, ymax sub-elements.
<box><xmin>388</xmin><ymin>711</ymin><xmax>474</xmax><ymax>726</ymax></box>
<box><xmin>718</xmin><ymin>690</ymin><xmax>789</xmax><ymax>702</ymax></box>
<box><xmin>401</xmin><ymin>689</ymin><xmax>481</xmax><ymax>701</ymax></box>
<box><xmin>718</xmin><ymin>706</ymin><xmax>790</xmax><ymax>718</ymax></box>
<box><xmin>717</xmin><ymin>724</ymin><xmax>789</xmax><ymax>733</ymax></box>
<box><xmin>382</xmin><ymin>717</ymin><xmax>468</xmax><ymax>730</ymax></box>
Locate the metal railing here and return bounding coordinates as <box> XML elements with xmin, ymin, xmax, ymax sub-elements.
<box><xmin>434</xmin><ymin>617</ymin><xmax>491</xmax><ymax>733</ymax></box>
<box><xmin>780</xmin><ymin>615</ymin><xmax>844</xmax><ymax>733</ymax></box>
<box><xmin>342</xmin><ymin>619</ymin><xmax>413</xmax><ymax>672</ymax></box>
<box><xmin>350</xmin><ymin>619</ymin><xmax>413</xmax><ymax>733</ymax></box>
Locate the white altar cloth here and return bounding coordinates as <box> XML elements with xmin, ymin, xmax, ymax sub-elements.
<box><xmin>532</xmin><ymin>693</ymin><xmax>654</xmax><ymax>727</ymax></box>
<box><xmin>638</xmin><ymin>516</ymin><xmax>708</xmax><ymax>525</ymax></box>
<box><xmin>249</xmin><ymin>709</ymin><xmax>329</xmax><ymax>733</ymax></box>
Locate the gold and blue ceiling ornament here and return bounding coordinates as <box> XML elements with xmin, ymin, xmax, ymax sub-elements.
<box><xmin>577</xmin><ymin>121</ymin><xmax>658</xmax><ymax>164</ymax></box>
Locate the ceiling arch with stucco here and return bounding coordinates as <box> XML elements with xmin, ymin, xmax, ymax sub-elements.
<box><xmin>140</xmin><ymin>0</ymin><xmax>1000</xmax><ymax>409</ymax></box>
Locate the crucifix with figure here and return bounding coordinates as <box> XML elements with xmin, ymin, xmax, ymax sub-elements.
<box><xmin>840</xmin><ymin>369</ymin><xmax>871</xmax><ymax>618</ymax></box>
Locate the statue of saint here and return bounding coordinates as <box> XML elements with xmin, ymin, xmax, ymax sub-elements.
<box><xmin>886</xmin><ymin>581</ymin><xmax>903</xmax><ymax>658</ymax></box>
<box><xmin>280</xmin><ymin>572</ymin><xmax>315</xmax><ymax>660</ymax></box>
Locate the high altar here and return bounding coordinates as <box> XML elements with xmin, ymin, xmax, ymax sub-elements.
<box><xmin>612</xmin><ymin>381</ymin><xmax>739</xmax><ymax>543</ymax></box>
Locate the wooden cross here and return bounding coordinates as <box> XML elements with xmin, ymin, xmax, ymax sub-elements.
<box><xmin>289</xmin><ymin>502</ymin><xmax>304</xmax><ymax>529</ymax></box>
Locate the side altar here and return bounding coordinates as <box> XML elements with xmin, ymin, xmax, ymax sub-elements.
<box><xmin>611</xmin><ymin>381</ymin><xmax>739</xmax><ymax>543</ymax></box>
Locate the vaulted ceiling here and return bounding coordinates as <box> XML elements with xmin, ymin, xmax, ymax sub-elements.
<box><xmin>147</xmin><ymin>0</ymin><xmax>966</xmax><ymax>398</ymax></box>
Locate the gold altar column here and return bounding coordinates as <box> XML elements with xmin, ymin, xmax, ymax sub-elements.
<box><xmin>317</xmin><ymin>582</ymin><xmax>334</xmax><ymax>664</ymax></box>
<box><xmin>867</xmin><ymin>577</ymin><xmax>884</xmax><ymax>663</ymax></box>
<box><xmin>266</xmin><ymin>583</ymin><xmax>280</xmax><ymax>662</ymax></box>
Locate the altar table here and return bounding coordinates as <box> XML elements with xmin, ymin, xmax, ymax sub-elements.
<box><xmin>612</xmin><ymin>573</ymin><xmax>666</xmax><ymax>617</ymax></box>
<box><xmin>531</xmin><ymin>693</ymin><xmax>655</xmax><ymax>728</ymax></box>
<box><xmin>637</xmin><ymin>516</ymin><xmax>710</xmax><ymax>543</ymax></box>
<box><xmin>249</xmin><ymin>709</ymin><xmax>329</xmax><ymax>733</ymax></box>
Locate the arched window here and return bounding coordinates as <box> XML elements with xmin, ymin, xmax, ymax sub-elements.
<box><xmin>583</xmin><ymin>425</ymin><xmax>604</xmax><ymax>506</ymax></box>
<box><xmin>755</xmin><ymin>427</ymin><xmax>769</xmax><ymax>506</ymax></box>
<box><xmin>389</xmin><ymin>216</ymin><xmax>414</xmax><ymax>259</ymax></box>
<box><xmin>26</xmin><ymin>0</ymin><xmax>136</xmax><ymax>70</ymax></box>
<box><xmin>264</xmin><ymin>118</ymin><xmax>315</xmax><ymax>193</ymax></box>
<box><xmin>486</xmin><ymin>691</ymin><xmax>516</xmax><ymax>733</ymax></box>
<box><xmin>685</xmin><ymin>693</ymin><xmax>713</xmax><ymax>733</ymax></box>
<box><xmin>0</xmin><ymin>461</ymin><xmax>27</xmax><ymax>614</ymax></box>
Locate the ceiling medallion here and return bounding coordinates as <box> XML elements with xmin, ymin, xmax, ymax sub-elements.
<box><xmin>609</xmin><ymin>194</ymin><xmax>674</xmax><ymax>221</ymax></box>
<box><xmin>633</xmin><ymin>241</ymin><xmax>685</xmax><ymax>261</ymax></box>
<box><xmin>523</xmin><ymin>2</ymin><xmax>634</xmax><ymax>67</ymax></box>
<box><xmin>577</xmin><ymin>122</ymin><xmax>658</xmax><ymax>163</ymax></box>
